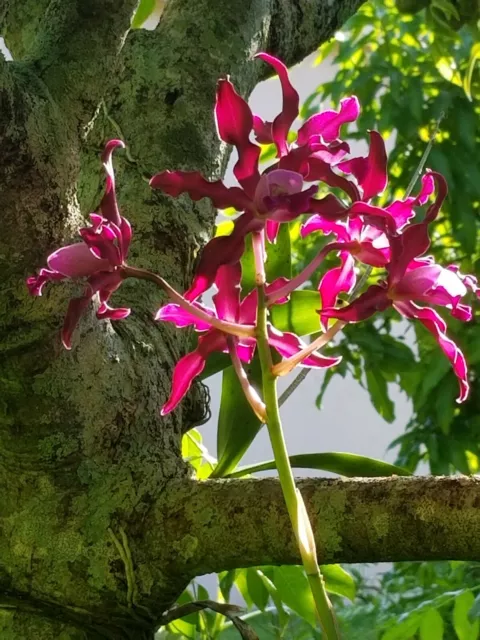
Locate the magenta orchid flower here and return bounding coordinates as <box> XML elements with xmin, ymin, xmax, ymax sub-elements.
<box><xmin>27</xmin><ymin>140</ymin><xmax>131</xmax><ymax>349</ymax></box>
<box><xmin>150</xmin><ymin>54</ymin><xmax>361</xmax><ymax>301</ymax></box>
<box><xmin>321</xmin><ymin>173</ymin><xmax>474</xmax><ymax>401</ymax></box>
<box><xmin>157</xmin><ymin>263</ymin><xmax>341</xmax><ymax>414</ymax></box>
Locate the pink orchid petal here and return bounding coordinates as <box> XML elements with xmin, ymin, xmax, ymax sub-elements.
<box><xmin>236</xmin><ymin>341</ymin><xmax>256</xmax><ymax>362</ymax></box>
<box><xmin>26</xmin><ymin>269</ymin><xmax>66</xmax><ymax>296</ymax></box>
<box><xmin>394</xmin><ymin>265</ymin><xmax>467</xmax><ymax>307</ymax></box>
<box><xmin>161</xmin><ymin>350</ymin><xmax>207</xmax><ymax>415</ymax></box>
<box><xmin>256</xmin><ymin>53</ymin><xmax>299</xmax><ymax>156</ymax></box>
<box><xmin>266</xmin><ymin>220</ymin><xmax>281</xmax><ymax>243</ymax></box>
<box><xmin>338</xmin><ymin>131</ymin><xmax>387</xmax><ymax>201</ymax></box>
<box><xmin>99</xmin><ymin>140</ymin><xmax>125</xmax><ymax>226</ymax></box>
<box><xmin>267</xmin><ymin>326</ymin><xmax>341</xmax><ymax>368</ymax></box>
<box><xmin>265</xmin><ymin>277</ymin><xmax>291</xmax><ymax>304</ymax></box>
<box><xmin>318</xmin><ymin>252</ymin><xmax>356</xmax><ymax>330</ymax></box>
<box><xmin>96</xmin><ymin>303</ymin><xmax>131</xmax><ymax>320</ymax></box>
<box><xmin>150</xmin><ymin>170</ymin><xmax>252</xmax><ymax>211</ymax></box>
<box><xmin>87</xmin><ymin>270</ymin><xmax>124</xmax><ymax>297</ymax></box>
<box><xmin>297</xmin><ymin>96</ymin><xmax>360</xmax><ymax>145</ymax></box>
<box><xmin>62</xmin><ymin>295</ymin><xmax>92</xmax><ymax>350</ymax></box>
<box><xmin>239</xmin><ymin>289</ymin><xmax>258</xmax><ymax>325</ymax></box>
<box><xmin>301</xmin><ymin>214</ymin><xmax>350</xmax><ymax>241</ymax></box>
<box><xmin>80</xmin><ymin>223</ymin><xmax>122</xmax><ymax>266</ymax></box>
<box><xmin>265</xmin><ymin>169</ymin><xmax>304</xmax><ymax>195</ymax></box>
<box><xmin>215</xmin><ymin>78</ymin><xmax>260</xmax><ymax>196</ymax></box>
<box><xmin>394</xmin><ymin>301</ymin><xmax>469</xmax><ymax>402</ymax></box>
<box><xmin>119</xmin><ymin>217</ymin><xmax>132</xmax><ymax>260</ymax></box>
<box><xmin>47</xmin><ymin>243</ymin><xmax>110</xmax><ymax>278</ymax></box>
<box><xmin>213</xmin><ymin>263</ymin><xmax>242</xmax><ymax>322</ymax></box>
<box><xmin>310</xmin><ymin>140</ymin><xmax>351</xmax><ymax>164</ymax></box>
<box><xmin>322</xmin><ymin>284</ymin><xmax>391</xmax><ymax>323</ymax></box>
<box><xmin>156</xmin><ymin>303</ymin><xmax>214</xmax><ymax>331</ymax></box>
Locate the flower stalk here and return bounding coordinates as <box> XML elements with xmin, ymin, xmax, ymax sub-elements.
<box><xmin>253</xmin><ymin>231</ymin><xmax>340</xmax><ymax>639</ymax></box>
<box><xmin>122</xmin><ymin>266</ymin><xmax>255</xmax><ymax>339</ymax></box>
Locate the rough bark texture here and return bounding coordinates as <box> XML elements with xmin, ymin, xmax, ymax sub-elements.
<box><xmin>148</xmin><ymin>476</ymin><xmax>480</xmax><ymax>577</ymax></box>
<box><xmin>0</xmin><ymin>0</ymin><xmax>365</xmax><ymax>637</ymax></box>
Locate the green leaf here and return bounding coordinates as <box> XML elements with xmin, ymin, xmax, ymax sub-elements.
<box><xmin>365</xmin><ymin>368</ymin><xmax>395</xmax><ymax>423</ymax></box>
<box><xmin>321</xmin><ymin>564</ymin><xmax>356</xmax><ymax>601</ymax></box>
<box><xmin>464</xmin><ymin>43</ymin><xmax>480</xmax><ymax>101</ymax></box>
<box><xmin>181</xmin><ymin>429</ymin><xmax>216</xmax><ymax>479</ymax></box>
<box><xmin>131</xmin><ymin>0</ymin><xmax>156</xmax><ymax>29</ymax></box>
<box><xmin>469</xmin><ymin>593</ymin><xmax>480</xmax><ymax>622</ymax></box>
<box><xmin>211</xmin><ymin>355</ymin><xmax>263</xmax><ymax>478</ymax></box>
<box><xmin>199</xmin><ymin>353</ymin><xmax>231</xmax><ymax>380</ymax></box>
<box><xmin>225</xmin><ymin>452</ymin><xmax>411</xmax><ymax>478</ymax></box>
<box><xmin>453</xmin><ymin>591</ymin><xmax>479</xmax><ymax>640</ymax></box>
<box><xmin>382</xmin><ymin>614</ymin><xmax>422</xmax><ymax>640</ymax></box>
<box><xmin>270</xmin><ymin>290</ymin><xmax>321</xmax><ymax>336</ymax></box>
<box><xmin>420</xmin><ymin>608</ymin><xmax>444</xmax><ymax>640</ymax></box>
<box><xmin>273</xmin><ymin>566</ymin><xmax>317</xmax><ymax>628</ymax></box>
<box><xmin>246</xmin><ymin>568</ymin><xmax>270</xmax><ymax>611</ymax></box>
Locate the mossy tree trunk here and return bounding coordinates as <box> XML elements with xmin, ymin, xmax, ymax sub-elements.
<box><xmin>0</xmin><ymin>0</ymin><xmax>366</xmax><ymax>637</ymax></box>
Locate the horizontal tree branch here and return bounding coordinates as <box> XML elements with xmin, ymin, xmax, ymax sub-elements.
<box><xmin>145</xmin><ymin>476</ymin><xmax>480</xmax><ymax>577</ymax></box>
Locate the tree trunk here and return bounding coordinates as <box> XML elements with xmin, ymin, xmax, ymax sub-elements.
<box><xmin>0</xmin><ymin>0</ymin><xmax>365</xmax><ymax>636</ymax></box>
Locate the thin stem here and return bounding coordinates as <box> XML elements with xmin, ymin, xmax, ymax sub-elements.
<box><xmin>267</xmin><ymin>243</ymin><xmax>340</xmax><ymax>305</ymax></box>
<box><xmin>272</xmin><ymin>320</ymin><xmax>345</xmax><ymax>377</ymax></box>
<box><xmin>123</xmin><ymin>265</ymin><xmax>255</xmax><ymax>339</ymax></box>
<box><xmin>227</xmin><ymin>337</ymin><xmax>267</xmax><ymax>422</ymax></box>
<box><xmin>253</xmin><ymin>232</ymin><xmax>339</xmax><ymax>639</ymax></box>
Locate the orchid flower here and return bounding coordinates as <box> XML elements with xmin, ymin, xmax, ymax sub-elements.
<box><xmin>27</xmin><ymin>140</ymin><xmax>131</xmax><ymax>349</ymax></box>
<box><xmin>150</xmin><ymin>54</ymin><xmax>360</xmax><ymax>301</ymax></box>
<box><xmin>321</xmin><ymin>173</ymin><xmax>474</xmax><ymax>401</ymax></box>
<box><xmin>157</xmin><ymin>263</ymin><xmax>341</xmax><ymax>414</ymax></box>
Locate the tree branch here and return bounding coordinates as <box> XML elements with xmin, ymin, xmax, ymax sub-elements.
<box><xmin>145</xmin><ymin>476</ymin><xmax>480</xmax><ymax>577</ymax></box>
<box><xmin>268</xmin><ymin>0</ymin><xmax>365</xmax><ymax>69</ymax></box>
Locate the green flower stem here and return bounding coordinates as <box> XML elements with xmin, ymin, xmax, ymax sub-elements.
<box><xmin>252</xmin><ymin>232</ymin><xmax>340</xmax><ymax>639</ymax></box>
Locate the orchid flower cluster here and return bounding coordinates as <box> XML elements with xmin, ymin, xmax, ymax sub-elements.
<box><xmin>28</xmin><ymin>53</ymin><xmax>478</xmax><ymax>416</ymax></box>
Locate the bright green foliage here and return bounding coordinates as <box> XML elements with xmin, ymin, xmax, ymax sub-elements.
<box><xmin>301</xmin><ymin>0</ymin><xmax>480</xmax><ymax>475</ymax></box>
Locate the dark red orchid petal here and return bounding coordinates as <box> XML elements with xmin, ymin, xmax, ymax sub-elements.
<box><xmin>297</xmin><ymin>96</ymin><xmax>360</xmax><ymax>145</ymax></box>
<box><xmin>308</xmin><ymin>194</ymin><xmax>350</xmax><ymax>219</ymax></box>
<box><xmin>338</xmin><ymin>131</ymin><xmax>387</xmax><ymax>201</ymax></box>
<box><xmin>215</xmin><ymin>78</ymin><xmax>261</xmax><ymax>196</ymax></box>
<box><xmin>99</xmin><ymin>140</ymin><xmax>125</xmax><ymax>226</ymax></box>
<box><xmin>264</xmin><ymin>185</ymin><xmax>318</xmax><ymax>222</ymax></box>
<box><xmin>62</xmin><ymin>295</ymin><xmax>92</xmax><ymax>350</ymax></box>
<box><xmin>256</xmin><ymin>53</ymin><xmax>299</xmax><ymax>156</ymax></box>
<box><xmin>161</xmin><ymin>330</ymin><xmax>227</xmax><ymax>415</ymax></box>
<box><xmin>150</xmin><ymin>170</ymin><xmax>252</xmax><ymax>211</ymax></box>
<box><xmin>306</xmin><ymin>157</ymin><xmax>360</xmax><ymax>202</ymax></box>
<box><xmin>424</xmin><ymin>171</ymin><xmax>448</xmax><ymax>224</ymax></box>
<box><xmin>80</xmin><ymin>224</ymin><xmax>122</xmax><ymax>267</ymax></box>
<box><xmin>322</xmin><ymin>284</ymin><xmax>391</xmax><ymax>323</ymax></box>
<box><xmin>252</xmin><ymin>114</ymin><xmax>273</xmax><ymax>144</ymax></box>
<box><xmin>394</xmin><ymin>301</ymin><xmax>469</xmax><ymax>402</ymax></box>
<box><xmin>388</xmin><ymin>223</ymin><xmax>431</xmax><ymax>286</ymax></box>
<box><xmin>348</xmin><ymin>201</ymin><xmax>398</xmax><ymax>235</ymax></box>
<box><xmin>185</xmin><ymin>213</ymin><xmax>263</xmax><ymax>301</ymax></box>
